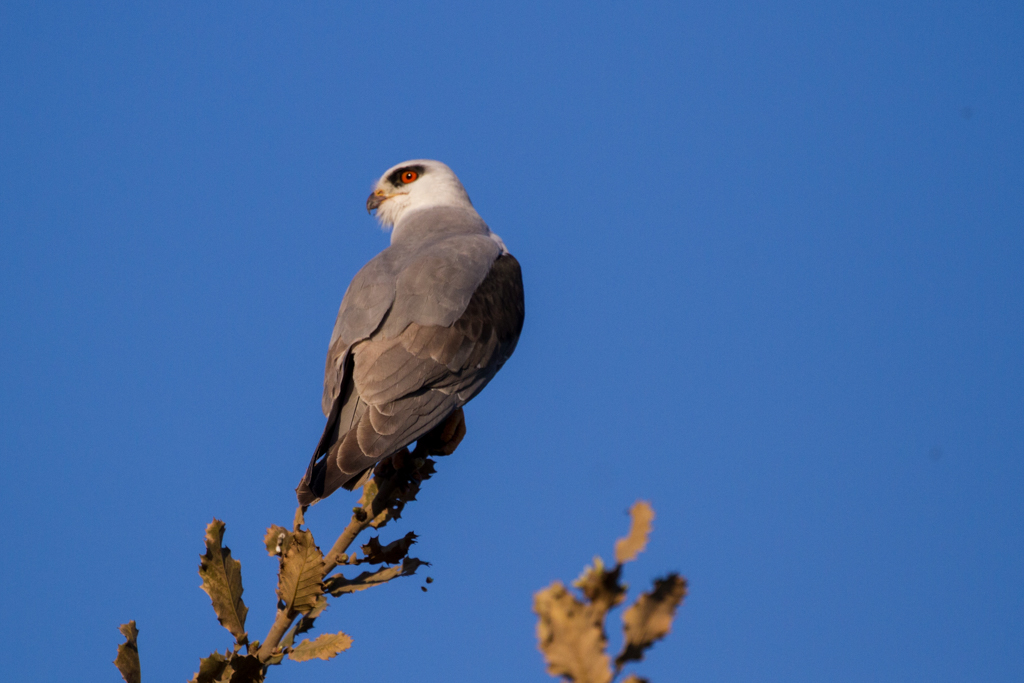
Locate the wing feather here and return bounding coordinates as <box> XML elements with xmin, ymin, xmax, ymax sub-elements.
<box><xmin>297</xmin><ymin>253</ymin><xmax>524</xmax><ymax>505</ymax></box>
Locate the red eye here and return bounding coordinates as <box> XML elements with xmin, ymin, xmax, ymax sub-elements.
<box><xmin>401</xmin><ymin>170</ymin><xmax>419</xmax><ymax>184</ymax></box>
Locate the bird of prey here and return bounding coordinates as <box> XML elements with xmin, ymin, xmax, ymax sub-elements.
<box><xmin>296</xmin><ymin>160</ymin><xmax>525</xmax><ymax>505</ymax></box>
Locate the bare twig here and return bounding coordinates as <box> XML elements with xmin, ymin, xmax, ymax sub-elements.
<box><xmin>257</xmin><ymin>455</ymin><xmax>422</xmax><ymax>663</ymax></box>
<box><xmin>132</xmin><ymin>415</ymin><xmax>461</xmax><ymax>680</ymax></box>
<box><xmin>257</xmin><ymin>609</ymin><xmax>295</xmax><ymax>663</ymax></box>
<box><xmin>323</xmin><ymin>508</ymin><xmax>372</xmax><ymax>575</ymax></box>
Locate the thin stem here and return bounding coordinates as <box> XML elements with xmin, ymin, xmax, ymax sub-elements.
<box><xmin>257</xmin><ymin>498</ymin><xmax>374</xmax><ymax>661</ymax></box>
<box><xmin>257</xmin><ymin>609</ymin><xmax>295</xmax><ymax>663</ymax></box>
<box><xmin>322</xmin><ymin>461</ymin><xmax>411</xmax><ymax>575</ymax></box>
<box><xmin>260</xmin><ymin>477</ymin><xmax>388</xmax><ymax>659</ymax></box>
<box><xmin>255</xmin><ymin>447</ymin><xmax>430</xmax><ymax>662</ymax></box>
<box><xmin>322</xmin><ymin>512</ymin><xmax>370</xmax><ymax>575</ymax></box>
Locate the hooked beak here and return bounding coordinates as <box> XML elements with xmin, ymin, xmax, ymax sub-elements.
<box><xmin>366</xmin><ymin>189</ymin><xmax>387</xmax><ymax>214</ymax></box>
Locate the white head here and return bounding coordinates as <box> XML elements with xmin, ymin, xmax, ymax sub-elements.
<box><xmin>366</xmin><ymin>159</ymin><xmax>478</xmax><ymax>229</ymax></box>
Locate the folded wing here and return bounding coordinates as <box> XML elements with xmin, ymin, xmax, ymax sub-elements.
<box><xmin>297</xmin><ymin>252</ymin><xmax>524</xmax><ymax>505</ymax></box>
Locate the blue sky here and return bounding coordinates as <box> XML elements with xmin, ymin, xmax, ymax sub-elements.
<box><xmin>1</xmin><ymin>2</ymin><xmax>1021</xmax><ymax>681</ymax></box>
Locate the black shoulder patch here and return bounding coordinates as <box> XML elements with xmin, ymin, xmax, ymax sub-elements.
<box><xmin>464</xmin><ymin>253</ymin><xmax>525</xmax><ymax>344</ymax></box>
<box><xmin>387</xmin><ymin>164</ymin><xmax>427</xmax><ymax>187</ymax></box>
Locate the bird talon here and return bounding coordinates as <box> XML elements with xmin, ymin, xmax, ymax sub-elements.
<box><xmin>421</xmin><ymin>408</ymin><xmax>466</xmax><ymax>456</ymax></box>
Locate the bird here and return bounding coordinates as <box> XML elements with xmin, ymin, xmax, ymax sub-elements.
<box><xmin>296</xmin><ymin>160</ymin><xmax>525</xmax><ymax>505</ymax></box>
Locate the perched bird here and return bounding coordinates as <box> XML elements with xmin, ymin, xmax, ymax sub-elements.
<box><xmin>296</xmin><ymin>160</ymin><xmax>525</xmax><ymax>505</ymax></box>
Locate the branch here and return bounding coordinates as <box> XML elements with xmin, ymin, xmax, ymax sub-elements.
<box><xmin>257</xmin><ymin>610</ymin><xmax>295</xmax><ymax>663</ymax></box>
<box><xmin>116</xmin><ymin>409</ymin><xmax>462</xmax><ymax>681</ymax></box>
<box><xmin>255</xmin><ymin>498</ymin><xmax>368</xmax><ymax>663</ymax></box>
<box><xmin>257</xmin><ymin>449</ymin><xmax>439</xmax><ymax>665</ymax></box>
<box><xmin>322</xmin><ymin>505</ymin><xmax>373</xmax><ymax>576</ymax></box>
<box><xmin>534</xmin><ymin>502</ymin><xmax>687</xmax><ymax>683</ymax></box>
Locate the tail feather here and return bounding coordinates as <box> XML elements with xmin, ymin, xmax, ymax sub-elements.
<box><xmin>296</xmin><ymin>427</ymin><xmax>366</xmax><ymax>505</ymax></box>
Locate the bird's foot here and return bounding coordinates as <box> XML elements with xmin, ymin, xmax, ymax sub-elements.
<box><xmin>416</xmin><ymin>408</ymin><xmax>467</xmax><ymax>457</ymax></box>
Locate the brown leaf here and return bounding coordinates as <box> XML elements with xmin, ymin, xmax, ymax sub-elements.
<box><xmin>358</xmin><ymin>532</ymin><xmax>417</xmax><ymax>565</ymax></box>
<box><xmin>305</xmin><ymin>592</ymin><xmax>328</xmax><ymax>620</ymax></box>
<box><xmin>288</xmin><ymin>631</ymin><xmax>353</xmax><ymax>662</ymax></box>
<box><xmin>190</xmin><ymin>651</ymin><xmax>228</xmax><ymax>683</ymax></box>
<box><xmin>190</xmin><ymin>652</ymin><xmax>264</xmax><ymax>683</ymax></box>
<box><xmin>573</xmin><ymin>556</ymin><xmax>626</xmax><ymax>617</ymax></box>
<box><xmin>199</xmin><ymin>520</ymin><xmax>249</xmax><ymax>644</ymax></box>
<box><xmin>616</xmin><ymin>573</ymin><xmax>688</xmax><ymax>669</ymax></box>
<box><xmin>261</xmin><ymin>640</ymin><xmax>285</xmax><ymax>667</ymax></box>
<box><xmin>277</xmin><ymin>529</ymin><xmax>324</xmax><ymax>615</ymax></box>
<box><xmin>114</xmin><ymin>621</ymin><xmax>141</xmax><ymax>683</ymax></box>
<box><xmin>534</xmin><ymin>582</ymin><xmax>612</xmax><ymax>683</ymax></box>
<box><xmin>362</xmin><ymin>453</ymin><xmax>436</xmax><ymax>526</ymax></box>
<box><xmin>357</xmin><ymin>480</ymin><xmax>390</xmax><ymax>528</ymax></box>
<box><xmin>282</xmin><ymin>593</ymin><xmax>329</xmax><ymax>651</ymax></box>
<box><xmin>324</xmin><ymin>557</ymin><xmax>427</xmax><ymax>596</ymax></box>
<box><xmin>226</xmin><ymin>654</ymin><xmax>263</xmax><ymax>683</ymax></box>
<box><xmin>263</xmin><ymin>525</ymin><xmax>290</xmax><ymax>557</ymax></box>
<box><xmin>614</xmin><ymin>501</ymin><xmax>654</xmax><ymax>565</ymax></box>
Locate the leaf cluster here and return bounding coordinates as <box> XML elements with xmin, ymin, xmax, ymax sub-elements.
<box><xmin>533</xmin><ymin>502</ymin><xmax>687</xmax><ymax>683</ymax></box>
<box><xmin>113</xmin><ymin>621</ymin><xmax>140</xmax><ymax>683</ymax></box>
<box><xmin>114</xmin><ymin>449</ymin><xmax>441</xmax><ymax>682</ymax></box>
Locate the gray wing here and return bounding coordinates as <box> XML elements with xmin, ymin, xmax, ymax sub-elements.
<box><xmin>298</xmin><ymin>251</ymin><xmax>524</xmax><ymax>505</ymax></box>
<box><xmin>322</xmin><ymin>209</ymin><xmax>501</xmax><ymax>415</ymax></box>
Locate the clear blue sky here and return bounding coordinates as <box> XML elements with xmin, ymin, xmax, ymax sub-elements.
<box><xmin>1</xmin><ymin>2</ymin><xmax>1021</xmax><ymax>682</ymax></box>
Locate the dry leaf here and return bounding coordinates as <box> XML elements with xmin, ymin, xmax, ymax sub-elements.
<box><xmin>288</xmin><ymin>631</ymin><xmax>353</xmax><ymax>662</ymax></box>
<box><xmin>277</xmin><ymin>529</ymin><xmax>324</xmax><ymax>615</ymax></box>
<box><xmin>263</xmin><ymin>525</ymin><xmax>290</xmax><ymax>557</ymax></box>
<box><xmin>324</xmin><ymin>557</ymin><xmax>427</xmax><ymax>596</ymax></box>
<box><xmin>536</xmin><ymin>502</ymin><xmax>686</xmax><ymax>683</ymax></box>
<box><xmin>284</xmin><ymin>593</ymin><xmax>329</xmax><ymax>650</ymax></box>
<box><xmin>262</xmin><ymin>642</ymin><xmax>285</xmax><ymax>667</ymax></box>
<box><xmin>616</xmin><ymin>573</ymin><xmax>687</xmax><ymax>669</ymax></box>
<box><xmin>357</xmin><ymin>480</ymin><xmax>390</xmax><ymax>528</ymax></box>
<box><xmin>199</xmin><ymin>520</ymin><xmax>249</xmax><ymax>644</ymax></box>
<box><xmin>190</xmin><ymin>651</ymin><xmax>228</xmax><ymax>683</ymax></box>
<box><xmin>114</xmin><ymin>621</ymin><xmax>140</xmax><ymax>683</ymax></box>
<box><xmin>614</xmin><ymin>502</ymin><xmax>654</xmax><ymax>565</ymax></box>
<box><xmin>304</xmin><ymin>592</ymin><xmax>328</xmax><ymax>621</ymax></box>
<box><xmin>363</xmin><ymin>453</ymin><xmax>436</xmax><ymax>524</ymax></box>
<box><xmin>358</xmin><ymin>532</ymin><xmax>417</xmax><ymax>565</ymax></box>
<box><xmin>534</xmin><ymin>582</ymin><xmax>612</xmax><ymax>683</ymax></box>
<box><xmin>225</xmin><ymin>654</ymin><xmax>263</xmax><ymax>683</ymax></box>
<box><xmin>190</xmin><ymin>652</ymin><xmax>263</xmax><ymax>683</ymax></box>
<box><xmin>573</xmin><ymin>556</ymin><xmax>626</xmax><ymax>617</ymax></box>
